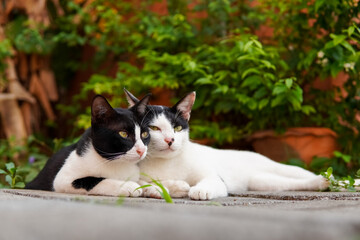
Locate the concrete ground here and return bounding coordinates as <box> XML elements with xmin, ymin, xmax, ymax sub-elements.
<box><xmin>1</xmin><ymin>189</ymin><xmax>360</xmax><ymax>240</ymax></box>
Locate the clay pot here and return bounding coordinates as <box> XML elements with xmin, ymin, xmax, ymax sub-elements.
<box><xmin>248</xmin><ymin>127</ymin><xmax>339</xmax><ymax>164</ymax></box>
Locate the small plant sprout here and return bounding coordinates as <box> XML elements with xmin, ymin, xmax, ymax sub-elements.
<box><xmin>0</xmin><ymin>162</ymin><xmax>25</xmax><ymax>189</ymax></box>
<box><xmin>135</xmin><ymin>173</ymin><xmax>174</xmax><ymax>204</ymax></box>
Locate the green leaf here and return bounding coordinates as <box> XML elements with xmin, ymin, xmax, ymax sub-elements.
<box><xmin>330</xmin><ymin>34</ymin><xmax>347</xmax><ymax>46</ymax></box>
<box><xmin>0</xmin><ymin>169</ymin><xmax>7</xmax><ymax>175</ymax></box>
<box><xmin>194</xmin><ymin>77</ymin><xmax>213</xmax><ymax>85</ymax></box>
<box><xmin>301</xmin><ymin>105</ymin><xmax>316</xmax><ymax>115</ymax></box>
<box><xmin>253</xmin><ymin>87</ymin><xmax>267</xmax><ymax>99</ymax></box>
<box><xmin>287</xmin><ymin>94</ymin><xmax>301</xmax><ymax>110</ymax></box>
<box><xmin>272</xmin><ymin>84</ymin><xmax>287</xmax><ymax>95</ymax></box>
<box><xmin>14</xmin><ymin>182</ymin><xmax>25</xmax><ymax>189</ymax></box>
<box><xmin>5</xmin><ymin>175</ymin><xmax>12</xmax><ymax>186</ymax></box>
<box><xmin>5</xmin><ymin>162</ymin><xmax>15</xmax><ymax>171</ymax></box>
<box><xmin>241</xmin><ymin>75</ymin><xmax>262</xmax><ymax>88</ymax></box>
<box><xmin>340</xmin><ymin>41</ymin><xmax>356</xmax><ymax>55</ymax></box>
<box><xmin>241</xmin><ymin>68</ymin><xmax>260</xmax><ymax>79</ymax></box>
<box><xmin>327</xmin><ymin>167</ymin><xmax>333</xmax><ymax>176</ymax></box>
<box><xmin>285</xmin><ymin>78</ymin><xmax>293</xmax><ymax>89</ymax></box>
<box><xmin>271</xmin><ymin>95</ymin><xmax>285</xmax><ymax>107</ymax></box>
<box><xmin>248</xmin><ymin>99</ymin><xmax>257</xmax><ymax>110</ymax></box>
<box><xmin>135</xmin><ymin>184</ymin><xmax>153</xmax><ymax>191</ymax></box>
<box><xmin>244</xmin><ymin>41</ymin><xmax>254</xmax><ymax>52</ymax></box>
<box><xmin>252</xmin><ymin>39</ymin><xmax>262</xmax><ymax>49</ymax></box>
<box><xmin>258</xmin><ymin>99</ymin><xmax>269</xmax><ymax>110</ymax></box>
<box><xmin>348</xmin><ymin>26</ymin><xmax>355</xmax><ymax>37</ymax></box>
<box><xmin>315</xmin><ymin>0</ymin><xmax>326</xmax><ymax>12</ymax></box>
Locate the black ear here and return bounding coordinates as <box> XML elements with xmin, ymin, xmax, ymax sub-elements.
<box><xmin>91</xmin><ymin>95</ymin><xmax>116</xmax><ymax>123</ymax></box>
<box><xmin>124</xmin><ymin>88</ymin><xmax>139</xmax><ymax>108</ymax></box>
<box><xmin>172</xmin><ymin>92</ymin><xmax>196</xmax><ymax>121</ymax></box>
<box><xmin>131</xmin><ymin>93</ymin><xmax>151</xmax><ymax>116</ymax></box>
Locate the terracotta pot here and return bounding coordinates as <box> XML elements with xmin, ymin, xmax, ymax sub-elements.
<box><xmin>248</xmin><ymin>127</ymin><xmax>339</xmax><ymax>164</ymax></box>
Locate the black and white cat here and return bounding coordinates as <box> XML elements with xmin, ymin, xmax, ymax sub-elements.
<box><xmin>125</xmin><ymin>90</ymin><xmax>329</xmax><ymax>200</ymax></box>
<box><xmin>26</xmin><ymin>94</ymin><xmax>151</xmax><ymax>197</ymax></box>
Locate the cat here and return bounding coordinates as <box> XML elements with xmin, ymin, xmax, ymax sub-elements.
<box><xmin>124</xmin><ymin>90</ymin><xmax>330</xmax><ymax>200</ymax></box>
<box><xmin>25</xmin><ymin>94</ymin><xmax>151</xmax><ymax>197</ymax></box>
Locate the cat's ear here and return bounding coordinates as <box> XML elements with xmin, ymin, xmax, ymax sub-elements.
<box><xmin>132</xmin><ymin>93</ymin><xmax>151</xmax><ymax>116</ymax></box>
<box><xmin>172</xmin><ymin>91</ymin><xmax>196</xmax><ymax>121</ymax></box>
<box><xmin>124</xmin><ymin>88</ymin><xmax>139</xmax><ymax>108</ymax></box>
<box><xmin>91</xmin><ymin>95</ymin><xmax>116</xmax><ymax>123</ymax></box>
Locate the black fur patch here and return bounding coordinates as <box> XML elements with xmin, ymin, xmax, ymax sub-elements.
<box><xmin>72</xmin><ymin>177</ymin><xmax>105</xmax><ymax>191</ymax></box>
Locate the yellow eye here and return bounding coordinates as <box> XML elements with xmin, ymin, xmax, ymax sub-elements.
<box><xmin>119</xmin><ymin>131</ymin><xmax>128</xmax><ymax>138</ymax></box>
<box><xmin>141</xmin><ymin>131</ymin><xmax>149</xmax><ymax>138</ymax></box>
<box><xmin>149</xmin><ymin>126</ymin><xmax>160</xmax><ymax>131</ymax></box>
<box><xmin>174</xmin><ymin>126</ymin><xmax>182</xmax><ymax>132</ymax></box>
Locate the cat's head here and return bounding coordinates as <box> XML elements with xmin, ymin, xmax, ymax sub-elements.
<box><xmin>124</xmin><ymin>89</ymin><xmax>195</xmax><ymax>159</ymax></box>
<box><xmin>91</xmin><ymin>94</ymin><xmax>151</xmax><ymax>162</ymax></box>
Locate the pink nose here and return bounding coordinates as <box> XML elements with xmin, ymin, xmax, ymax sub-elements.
<box><xmin>164</xmin><ymin>138</ymin><xmax>174</xmax><ymax>146</ymax></box>
<box><xmin>136</xmin><ymin>148</ymin><xmax>145</xmax><ymax>157</ymax></box>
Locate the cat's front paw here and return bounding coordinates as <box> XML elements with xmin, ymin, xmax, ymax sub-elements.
<box><xmin>142</xmin><ymin>185</ymin><xmax>168</xmax><ymax>199</ymax></box>
<box><xmin>315</xmin><ymin>175</ymin><xmax>330</xmax><ymax>190</ymax></box>
<box><xmin>164</xmin><ymin>180</ymin><xmax>190</xmax><ymax>198</ymax></box>
<box><xmin>119</xmin><ymin>181</ymin><xmax>142</xmax><ymax>197</ymax></box>
<box><xmin>189</xmin><ymin>186</ymin><xmax>216</xmax><ymax>200</ymax></box>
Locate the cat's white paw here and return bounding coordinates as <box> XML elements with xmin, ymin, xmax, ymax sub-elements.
<box><xmin>315</xmin><ymin>175</ymin><xmax>330</xmax><ymax>190</ymax></box>
<box><xmin>118</xmin><ymin>181</ymin><xmax>142</xmax><ymax>197</ymax></box>
<box><xmin>189</xmin><ymin>186</ymin><xmax>226</xmax><ymax>200</ymax></box>
<box><xmin>167</xmin><ymin>180</ymin><xmax>190</xmax><ymax>198</ymax></box>
<box><xmin>142</xmin><ymin>185</ymin><xmax>168</xmax><ymax>199</ymax></box>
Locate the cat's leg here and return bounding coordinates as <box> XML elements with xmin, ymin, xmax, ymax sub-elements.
<box><xmin>248</xmin><ymin>173</ymin><xmax>329</xmax><ymax>191</ymax></box>
<box><xmin>85</xmin><ymin>179</ymin><xmax>142</xmax><ymax>197</ymax></box>
<box><xmin>189</xmin><ymin>176</ymin><xmax>228</xmax><ymax>200</ymax></box>
<box><xmin>138</xmin><ymin>180</ymin><xmax>190</xmax><ymax>198</ymax></box>
<box><xmin>271</xmin><ymin>163</ymin><xmax>317</xmax><ymax>179</ymax></box>
<box><xmin>162</xmin><ymin>180</ymin><xmax>190</xmax><ymax>198</ymax></box>
<box><xmin>138</xmin><ymin>180</ymin><xmax>165</xmax><ymax>199</ymax></box>
<box><xmin>55</xmin><ymin>177</ymin><xmax>142</xmax><ymax>197</ymax></box>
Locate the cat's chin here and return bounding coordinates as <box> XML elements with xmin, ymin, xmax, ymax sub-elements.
<box><xmin>160</xmin><ymin>148</ymin><xmax>174</xmax><ymax>152</ymax></box>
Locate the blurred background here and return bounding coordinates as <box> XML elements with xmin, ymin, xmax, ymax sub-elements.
<box><xmin>0</xmin><ymin>0</ymin><xmax>359</xmax><ymax>188</ymax></box>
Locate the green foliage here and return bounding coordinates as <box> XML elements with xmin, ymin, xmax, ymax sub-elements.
<box><xmin>47</xmin><ymin>0</ymin><xmax>360</xmax><ymax>176</ymax></box>
<box><xmin>60</xmin><ymin>1</ymin><xmax>307</xmax><ymax>143</ymax></box>
<box><xmin>321</xmin><ymin>167</ymin><xmax>360</xmax><ymax>192</ymax></box>
<box><xmin>0</xmin><ymin>162</ymin><xmax>25</xmax><ymax>188</ymax></box>
<box><xmin>257</xmin><ymin>0</ymin><xmax>360</xmax><ymax>174</ymax></box>
<box><xmin>0</xmin><ymin>136</ymin><xmax>74</xmax><ymax>188</ymax></box>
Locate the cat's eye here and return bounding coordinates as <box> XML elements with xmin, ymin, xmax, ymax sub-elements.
<box><xmin>174</xmin><ymin>126</ymin><xmax>183</xmax><ymax>132</ymax></box>
<box><xmin>119</xmin><ymin>131</ymin><xmax>128</xmax><ymax>138</ymax></box>
<box><xmin>141</xmin><ymin>131</ymin><xmax>149</xmax><ymax>138</ymax></box>
<box><xmin>149</xmin><ymin>126</ymin><xmax>160</xmax><ymax>131</ymax></box>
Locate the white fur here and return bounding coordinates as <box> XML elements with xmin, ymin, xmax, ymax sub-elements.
<box><xmin>139</xmin><ymin>114</ymin><xmax>329</xmax><ymax>200</ymax></box>
<box><xmin>53</xmin><ymin>125</ymin><xmax>146</xmax><ymax>197</ymax></box>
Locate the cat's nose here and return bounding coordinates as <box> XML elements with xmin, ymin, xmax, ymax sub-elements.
<box><xmin>164</xmin><ymin>138</ymin><xmax>174</xmax><ymax>146</ymax></box>
<box><xmin>136</xmin><ymin>148</ymin><xmax>145</xmax><ymax>157</ymax></box>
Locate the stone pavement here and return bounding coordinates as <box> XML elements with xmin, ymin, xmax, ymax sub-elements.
<box><xmin>1</xmin><ymin>189</ymin><xmax>360</xmax><ymax>240</ymax></box>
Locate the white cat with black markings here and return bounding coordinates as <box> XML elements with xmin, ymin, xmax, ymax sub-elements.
<box><xmin>26</xmin><ymin>94</ymin><xmax>151</xmax><ymax>197</ymax></box>
<box><xmin>125</xmin><ymin>90</ymin><xmax>329</xmax><ymax>200</ymax></box>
